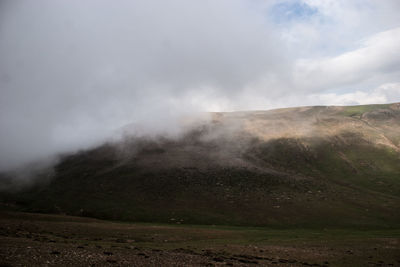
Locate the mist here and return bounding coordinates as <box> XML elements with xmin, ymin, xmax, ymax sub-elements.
<box><xmin>1</xmin><ymin>0</ymin><xmax>400</xmax><ymax>171</ymax></box>
<box><xmin>0</xmin><ymin>0</ymin><xmax>283</xmax><ymax>170</ymax></box>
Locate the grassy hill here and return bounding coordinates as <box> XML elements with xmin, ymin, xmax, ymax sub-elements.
<box><xmin>1</xmin><ymin>103</ymin><xmax>400</xmax><ymax>228</ymax></box>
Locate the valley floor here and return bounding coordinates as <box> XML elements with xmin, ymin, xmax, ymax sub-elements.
<box><xmin>0</xmin><ymin>212</ymin><xmax>399</xmax><ymax>266</ymax></box>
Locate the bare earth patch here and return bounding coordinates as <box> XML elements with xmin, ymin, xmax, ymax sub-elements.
<box><xmin>1</xmin><ymin>212</ymin><xmax>399</xmax><ymax>266</ymax></box>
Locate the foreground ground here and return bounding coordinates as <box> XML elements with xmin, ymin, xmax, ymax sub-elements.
<box><xmin>0</xmin><ymin>212</ymin><xmax>399</xmax><ymax>266</ymax></box>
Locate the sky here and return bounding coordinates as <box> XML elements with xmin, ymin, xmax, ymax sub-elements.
<box><xmin>0</xmin><ymin>0</ymin><xmax>400</xmax><ymax>171</ymax></box>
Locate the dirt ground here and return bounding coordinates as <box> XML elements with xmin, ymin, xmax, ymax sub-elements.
<box><xmin>0</xmin><ymin>212</ymin><xmax>399</xmax><ymax>266</ymax></box>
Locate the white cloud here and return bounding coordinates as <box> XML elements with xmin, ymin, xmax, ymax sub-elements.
<box><xmin>0</xmin><ymin>0</ymin><xmax>400</xmax><ymax>170</ymax></box>
<box><xmin>225</xmin><ymin>83</ymin><xmax>400</xmax><ymax>111</ymax></box>
<box><xmin>294</xmin><ymin>27</ymin><xmax>400</xmax><ymax>92</ymax></box>
<box><xmin>307</xmin><ymin>83</ymin><xmax>400</xmax><ymax>106</ymax></box>
<box><xmin>278</xmin><ymin>0</ymin><xmax>400</xmax><ymax>57</ymax></box>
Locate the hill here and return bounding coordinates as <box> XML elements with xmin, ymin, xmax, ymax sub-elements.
<box><xmin>1</xmin><ymin>103</ymin><xmax>400</xmax><ymax>227</ymax></box>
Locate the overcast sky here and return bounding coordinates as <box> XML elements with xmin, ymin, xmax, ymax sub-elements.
<box><xmin>1</xmin><ymin>0</ymin><xmax>400</xmax><ymax>170</ymax></box>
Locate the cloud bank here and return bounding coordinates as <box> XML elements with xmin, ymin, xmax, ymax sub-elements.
<box><xmin>0</xmin><ymin>0</ymin><xmax>400</xmax><ymax>170</ymax></box>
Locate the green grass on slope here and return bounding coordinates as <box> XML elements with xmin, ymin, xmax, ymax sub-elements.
<box><xmin>3</xmin><ymin>138</ymin><xmax>399</xmax><ymax>229</ymax></box>
<box><xmin>251</xmin><ymin>137</ymin><xmax>400</xmax><ymax>227</ymax></box>
<box><xmin>341</xmin><ymin>104</ymin><xmax>390</xmax><ymax>117</ymax></box>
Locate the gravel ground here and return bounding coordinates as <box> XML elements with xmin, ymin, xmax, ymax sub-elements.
<box><xmin>1</xmin><ymin>212</ymin><xmax>399</xmax><ymax>266</ymax></box>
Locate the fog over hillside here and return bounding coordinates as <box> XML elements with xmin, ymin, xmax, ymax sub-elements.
<box><xmin>1</xmin><ymin>0</ymin><xmax>400</xmax><ymax>171</ymax></box>
<box><xmin>2</xmin><ymin>103</ymin><xmax>400</xmax><ymax>226</ymax></box>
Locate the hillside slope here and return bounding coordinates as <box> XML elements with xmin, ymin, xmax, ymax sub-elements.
<box><xmin>1</xmin><ymin>103</ymin><xmax>400</xmax><ymax>227</ymax></box>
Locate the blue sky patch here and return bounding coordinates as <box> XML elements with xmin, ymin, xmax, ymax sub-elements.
<box><xmin>270</xmin><ymin>1</ymin><xmax>318</xmax><ymax>23</ymax></box>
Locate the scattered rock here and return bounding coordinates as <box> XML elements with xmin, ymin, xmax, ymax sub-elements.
<box><xmin>137</xmin><ymin>252</ymin><xmax>149</xmax><ymax>258</ymax></box>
